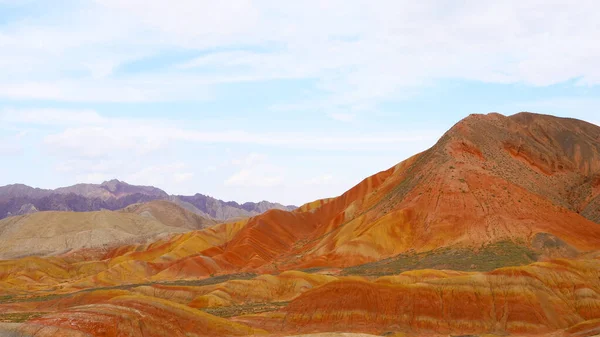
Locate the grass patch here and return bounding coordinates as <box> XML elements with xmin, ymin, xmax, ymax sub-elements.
<box><xmin>0</xmin><ymin>273</ymin><xmax>258</xmax><ymax>304</ymax></box>
<box><xmin>0</xmin><ymin>295</ymin><xmax>14</xmax><ymax>302</ymax></box>
<box><xmin>0</xmin><ymin>312</ymin><xmax>45</xmax><ymax>323</ymax></box>
<box><xmin>201</xmin><ymin>301</ymin><xmax>289</xmax><ymax>318</ymax></box>
<box><xmin>299</xmin><ymin>267</ymin><xmax>326</xmax><ymax>274</ymax></box>
<box><xmin>157</xmin><ymin>272</ymin><xmax>257</xmax><ymax>287</ymax></box>
<box><xmin>0</xmin><ymin>293</ymin><xmax>67</xmax><ymax>304</ymax></box>
<box><xmin>342</xmin><ymin>240</ymin><xmax>539</xmax><ymax>276</ymax></box>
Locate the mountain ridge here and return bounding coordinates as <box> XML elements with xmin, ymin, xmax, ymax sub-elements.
<box><xmin>174</xmin><ymin>111</ymin><xmax>600</xmax><ymax>271</ymax></box>
<box><xmin>0</xmin><ymin>179</ymin><xmax>296</xmax><ymax>221</ymax></box>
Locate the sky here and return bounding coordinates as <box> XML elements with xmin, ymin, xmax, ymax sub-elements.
<box><xmin>0</xmin><ymin>1</ymin><xmax>599</xmax><ymax>206</ymax></box>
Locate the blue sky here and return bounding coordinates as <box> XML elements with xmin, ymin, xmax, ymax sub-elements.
<box><xmin>0</xmin><ymin>1</ymin><xmax>599</xmax><ymax>205</ymax></box>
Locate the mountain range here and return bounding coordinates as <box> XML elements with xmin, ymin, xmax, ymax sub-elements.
<box><xmin>1</xmin><ymin>112</ymin><xmax>600</xmax><ymax>337</ymax></box>
<box><xmin>0</xmin><ymin>179</ymin><xmax>296</xmax><ymax>221</ymax></box>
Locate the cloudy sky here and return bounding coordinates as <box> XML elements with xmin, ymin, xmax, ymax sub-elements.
<box><xmin>1</xmin><ymin>1</ymin><xmax>599</xmax><ymax>205</ymax></box>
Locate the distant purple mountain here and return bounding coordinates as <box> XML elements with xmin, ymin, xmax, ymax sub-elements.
<box><xmin>0</xmin><ymin>180</ymin><xmax>296</xmax><ymax>221</ymax></box>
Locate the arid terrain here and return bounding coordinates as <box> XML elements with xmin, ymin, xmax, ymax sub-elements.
<box><xmin>1</xmin><ymin>112</ymin><xmax>600</xmax><ymax>337</ymax></box>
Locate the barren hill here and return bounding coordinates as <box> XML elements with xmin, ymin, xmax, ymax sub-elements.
<box><xmin>120</xmin><ymin>200</ymin><xmax>217</xmax><ymax>230</ymax></box>
<box><xmin>0</xmin><ymin>200</ymin><xmax>216</xmax><ymax>260</ymax></box>
<box><xmin>182</xmin><ymin>112</ymin><xmax>600</xmax><ymax>272</ymax></box>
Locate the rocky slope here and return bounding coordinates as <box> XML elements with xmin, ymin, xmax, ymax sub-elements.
<box><xmin>1</xmin><ymin>112</ymin><xmax>600</xmax><ymax>337</ymax></box>
<box><xmin>0</xmin><ymin>179</ymin><xmax>296</xmax><ymax>221</ymax></box>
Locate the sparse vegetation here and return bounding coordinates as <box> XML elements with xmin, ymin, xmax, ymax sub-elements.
<box><xmin>342</xmin><ymin>241</ymin><xmax>539</xmax><ymax>276</ymax></box>
<box><xmin>201</xmin><ymin>301</ymin><xmax>289</xmax><ymax>318</ymax></box>
<box><xmin>156</xmin><ymin>272</ymin><xmax>257</xmax><ymax>287</ymax></box>
<box><xmin>0</xmin><ymin>273</ymin><xmax>258</xmax><ymax>304</ymax></box>
<box><xmin>0</xmin><ymin>293</ymin><xmax>66</xmax><ymax>304</ymax></box>
<box><xmin>300</xmin><ymin>267</ymin><xmax>326</xmax><ymax>273</ymax></box>
<box><xmin>0</xmin><ymin>312</ymin><xmax>45</xmax><ymax>323</ymax></box>
<box><xmin>0</xmin><ymin>295</ymin><xmax>14</xmax><ymax>302</ymax></box>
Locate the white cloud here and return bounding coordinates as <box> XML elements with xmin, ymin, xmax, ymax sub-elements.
<box><xmin>303</xmin><ymin>174</ymin><xmax>334</xmax><ymax>185</ymax></box>
<box><xmin>0</xmin><ymin>1</ymin><xmax>598</xmax><ymax>107</ymax></box>
<box><xmin>177</xmin><ymin>51</ymin><xmax>262</xmax><ymax>69</ymax></box>
<box><xmin>74</xmin><ymin>172</ymin><xmax>114</xmax><ymax>184</ymax></box>
<box><xmin>224</xmin><ymin>152</ymin><xmax>285</xmax><ymax>188</ymax></box>
<box><xmin>44</xmin><ymin>126</ymin><xmax>170</xmax><ymax>158</ymax></box>
<box><xmin>0</xmin><ymin>142</ymin><xmax>21</xmax><ymax>155</ymax></box>
<box><xmin>173</xmin><ymin>172</ymin><xmax>194</xmax><ymax>183</ymax></box>
<box><xmin>31</xmin><ymin>108</ymin><xmax>439</xmax><ymax>159</ymax></box>
<box><xmin>0</xmin><ymin>78</ymin><xmax>215</xmax><ymax>103</ymax></box>
<box><xmin>329</xmin><ymin>113</ymin><xmax>357</xmax><ymax>123</ymax></box>
<box><xmin>1</xmin><ymin>108</ymin><xmax>104</xmax><ymax>125</ymax></box>
<box><xmin>224</xmin><ymin>169</ymin><xmax>284</xmax><ymax>188</ymax></box>
<box><xmin>0</xmin><ymin>129</ymin><xmax>28</xmax><ymax>155</ymax></box>
<box><xmin>127</xmin><ymin>163</ymin><xmax>194</xmax><ymax>187</ymax></box>
<box><xmin>48</xmin><ymin>156</ymin><xmax>195</xmax><ymax>191</ymax></box>
<box><xmin>0</xmin><ymin>81</ymin><xmax>146</xmax><ymax>102</ymax></box>
<box><xmin>175</xmin><ymin>129</ymin><xmax>438</xmax><ymax>150</ymax></box>
<box><xmin>45</xmin><ymin>126</ymin><xmax>438</xmax><ymax>154</ymax></box>
<box><xmin>0</xmin><ymin>1</ymin><xmax>31</xmax><ymax>4</ymax></box>
<box><xmin>231</xmin><ymin>152</ymin><xmax>267</xmax><ymax>166</ymax></box>
<box><xmin>53</xmin><ymin>158</ymin><xmax>126</xmax><ymax>174</ymax></box>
